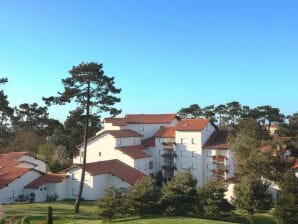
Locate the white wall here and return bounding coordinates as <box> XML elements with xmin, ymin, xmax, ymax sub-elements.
<box><xmin>0</xmin><ymin>170</ymin><xmax>41</xmax><ymax>204</ymax></box>
<box><xmin>18</xmin><ymin>155</ymin><xmax>46</xmax><ymax>172</ymax></box>
<box><xmin>126</xmin><ymin>118</ymin><xmax>178</xmax><ymax>140</ymax></box>
<box><xmin>66</xmin><ymin>168</ymin><xmax>94</xmax><ymax>200</ymax></box>
<box><xmin>175</xmin><ymin>131</ymin><xmax>204</xmax><ymax>186</ymax></box>
<box><xmin>92</xmin><ymin>174</ymin><xmax>130</xmax><ymax>199</ymax></box>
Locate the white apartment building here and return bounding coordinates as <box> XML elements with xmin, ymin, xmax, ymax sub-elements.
<box><xmin>0</xmin><ymin>113</ymin><xmax>236</xmax><ymax>204</ymax></box>
<box><xmin>73</xmin><ymin>113</ymin><xmax>236</xmax><ymax>187</ymax></box>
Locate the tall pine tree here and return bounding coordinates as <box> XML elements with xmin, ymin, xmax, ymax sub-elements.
<box><xmin>43</xmin><ymin>62</ymin><xmax>121</xmax><ymax>213</ymax></box>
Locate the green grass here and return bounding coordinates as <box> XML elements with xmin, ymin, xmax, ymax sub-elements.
<box><xmin>2</xmin><ymin>201</ymin><xmax>276</xmax><ymax>224</ymax></box>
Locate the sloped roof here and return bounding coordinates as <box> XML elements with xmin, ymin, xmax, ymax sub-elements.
<box><xmin>0</xmin><ymin>167</ymin><xmax>41</xmax><ymax>189</ymax></box>
<box><xmin>0</xmin><ymin>152</ymin><xmax>28</xmax><ymax>167</ymax></box>
<box><xmin>73</xmin><ymin>159</ymin><xmax>145</xmax><ymax>185</ymax></box>
<box><xmin>104</xmin><ymin>118</ymin><xmax>127</xmax><ymax>126</ymax></box>
<box><xmin>175</xmin><ymin>119</ymin><xmax>211</xmax><ymax>131</ymax></box>
<box><xmin>106</xmin><ymin>129</ymin><xmax>142</xmax><ymax>138</ymax></box>
<box><xmin>141</xmin><ymin>137</ymin><xmax>156</xmax><ymax>147</ymax></box>
<box><xmin>78</xmin><ymin>129</ymin><xmax>142</xmax><ymax>148</ymax></box>
<box><xmin>105</xmin><ymin>114</ymin><xmax>178</xmax><ymax>126</ymax></box>
<box><xmin>203</xmin><ymin>131</ymin><xmax>229</xmax><ymax>149</ymax></box>
<box><xmin>117</xmin><ymin>145</ymin><xmax>150</xmax><ymax>159</ymax></box>
<box><xmin>25</xmin><ymin>173</ymin><xmax>68</xmax><ymax>189</ymax></box>
<box><xmin>154</xmin><ymin>126</ymin><xmax>176</xmax><ymax>138</ymax></box>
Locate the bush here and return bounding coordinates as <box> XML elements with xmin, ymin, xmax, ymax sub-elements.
<box><xmin>46</xmin><ymin>194</ymin><xmax>58</xmax><ymax>202</ymax></box>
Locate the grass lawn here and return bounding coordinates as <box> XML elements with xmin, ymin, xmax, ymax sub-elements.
<box><xmin>2</xmin><ymin>201</ymin><xmax>276</xmax><ymax>224</ymax></box>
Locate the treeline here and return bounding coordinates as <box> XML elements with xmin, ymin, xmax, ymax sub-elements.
<box><xmin>179</xmin><ymin>102</ymin><xmax>290</xmax><ymax>128</ymax></box>
<box><xmin>0</xmin><ymin>77</ymin><xmax>101</xmax><ymax>172</ymax></box>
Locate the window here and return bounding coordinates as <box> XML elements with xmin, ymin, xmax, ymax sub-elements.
<box><xmin>139</xmin><ymin>126</ymin><xmax>144</xmax><ymax>131</ymax></box>
<box><xmin>72</xmin><ymin>188</ymin><xmax>78</xmax><ymax>196</ymax></box>
<box><xmin>192</xmin><ymin>163</ymin><xmax>198</xmax><ymax>170</ymax></box>
<box><xmin>181</xmin><ymin>163</ymin><xmax>188</xmax><ymax>169</ymax></box>
<box><xmin>181</xmin><ymin>138</ymin><xmax>187</xmax><ymax>144</ymax></box>
<box><xmin>117</xmin><ymin>138</ymin><xmax>121</xmax><ymax>146</ymax></box>
<box><xmin>207</xmin><ymin>164</ymin><xmax>212</xmax><ymax>170</ymax></box>
<box><xmin>133</xmin><ymin>138</ymin><xmax>136</xmax><ymax>144</ymax></box>
<box><xmin>149</xmin><ymin>161</ymin><xmax>154</xmax><ymax>170</ymax></box>
<box><xmin>181</xmin><ymin>151</ymin><xmax>187</xmax><ymax>157</ymax></box>
<box><xmin>98</xmin><ymin>152</ymin><xmax>102</xmax><ymax>157</ymax></box>
<box><xmin>72</xmin><ymin>173</ymin><xmax>76</xmax><ymax>180</ymax></box>
<box><xmin>7</xmin><ymin>191</ymin><xmax>14</xmax><ymax>199</ymax></box>
<box><xmin>192</xmin><ymin>151</ymin><xmax>196</xmax><ymax>157</ymax></box>
<box><xmin>191</xmin><ymin>138</ymin><xmax>196</xmax><ymax>144</ymax></box>
<box><xmin>80</xmin><ymin>151</ymin><xmax>84</xmax><ymax>157</ymax></box>
<box><xmin>207</xmin><ymin>150</ymin><xmax>212</xmax><ymax>157</ymax></box>
<box><xmin>40</xmin><ymin>188</ymin><xmax>43</xmax><ymax>191</ymax></box>
<box><xmin>44</xmin><ymin>187</ymin><xmax>47</xmax><ymax>190</ymax></box>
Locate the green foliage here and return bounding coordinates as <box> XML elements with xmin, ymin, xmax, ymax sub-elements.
<box><xmin>178</xmin><ymin>104</ymin><xmax>202</xmax><ymax>118</ymax></box>
<box><xmin>43</xmin><ymin>62</ymin><xmax>121</xmax><ymax>213</ymax></box>
<box><xmin>197</xmin><ymin>179</ymin><xmax>233</xmax><ymax>217</ymax></box>
<box><xmin>161</xmin><ymin>170</ymin><xmax>197</xmax><ymax>215</ymax></box>
<box><xmin>95</xmin><ymin>185</ymin><xmax>123</xmax><ymax>222</ymax></box>
<box><xmin>38</xmin><ymin>143</ymin><xmax>54</xmax><ymax>164</ymax></box>
<box><xmin>274</xmin><ymin>172</ymin><xmax>298</xmax><ymax>224</ymax></box>
<box><xmin>229</xmin><ymin>119</ymin><xmax>268</xmax><ymax>158</ymax></box>
<box><xmin>21</xmin><ymin>216</ymin><xmax>31</xmax><ymax>224</ymax></box>
<box><xmin>47</xmin><ymin>206</ymin><xmax>53</xmax><ymax>224</ymax></box>
<box><xmin>126</xmin><ymin>176</ymin><xmax>161</xmax><ymax>216</ymax></box>
<box><xmin>49</xmin><ymin>160</ymin><xmax>64</xmax><ymax>173</ymax></box>
<box><xmin>233</xmin><ymin>175</ymin><xmax>272</xmax><ymax>223</ymax></box>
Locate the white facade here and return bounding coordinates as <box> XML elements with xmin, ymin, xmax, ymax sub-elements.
<box><xmin>66</xmin><ymin>168</ymin><xmax>130</xmax><ymax>200</ymax></box>
<box><xmin>0</xmin><ymin>170</ymin><xmax>41</xmax><ymax>204</ymax></box>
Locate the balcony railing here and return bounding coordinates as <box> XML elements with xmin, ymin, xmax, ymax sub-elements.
<box><xmin>162</xmin><ymin>152</ymin><xmax>177</xmax><ymax>159</ymax></box>
<box><xmin>162</xmin><ymin>142</ymin><xmax>176</xmax><ymax>150</ymax></box>
<box><xmin>162</xmin><ymin>164</ymin><xmax>177</xmax><ymax>172</ymax></box>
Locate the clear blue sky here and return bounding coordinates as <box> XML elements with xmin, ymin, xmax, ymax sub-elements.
<box><xmin>0</xmin><ymin>0</ymin><xmax>297</xmax><ymax>122</ymax></box>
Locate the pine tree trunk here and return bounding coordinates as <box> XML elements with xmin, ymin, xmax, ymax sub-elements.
<box><xmin>74</xmin><ymin>81</ymin><xmax>90</xmax><ymax>213</ymax></box>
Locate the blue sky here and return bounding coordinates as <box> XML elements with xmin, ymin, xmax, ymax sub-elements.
<box><xmin>0</xmin><ymin>0</ymin><xmax>297</xmax><ymax>121</ymax></box>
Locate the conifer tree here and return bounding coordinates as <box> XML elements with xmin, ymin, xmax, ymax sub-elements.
<box><xmin>43</xmin><ymin>62</ymin><xmax>121</xmax><ymax>213</ymax></box>
<box><xmin>126</xmin><ymin>176</ymin><xmax>161</xmax><ymax>216</ymax></box>
<box><xmin>274</xmin><ymin>171</ymin><xmax>298</xmax><ymax>224</ymax></box>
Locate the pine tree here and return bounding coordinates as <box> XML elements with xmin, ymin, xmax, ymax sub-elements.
<box><xmin>161</xmin><ymin>170</ymin><xmax>197</xmax><ymax>215</ymax></box>
<box><xmin>43</xmin><ymin>62</ymin><xmax>121</xmax><ymax>213</ymax></box>
<box><xmin>126</xmin><ymin>176</ymin><xmax>161</xmax><ymax>216</ymax></box>
<box><xmin>197</xmin><ymin>179</ymin><xmax>233</xmax><ymax>217</ymax></box>
<box><xmin>274</xmin><ymin>172</ymin><xmax>298</xmax><ymax>224</ymax></box>
<box><xmin>233</xmin><ymin>175</ymin><xmax>272</xmax><ymax>223</ymax></box>
<box><xmin>95</xmin><ymin>185</ymin><xmax>123</xmax><ymax>222</ymax></box>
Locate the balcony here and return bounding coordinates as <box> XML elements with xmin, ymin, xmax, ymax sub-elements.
<box><xmin>212</xmin><ymin>155</ymin><xmax>228</xmax><ymax>165</ymax></box>
<box><xmin>162</xmin><ymin>164</ymin><xmax>177</xmax><ymax>172</ymax></box>
<box><xmin>162</xmin><ymin>152</ymin><xmax>177</xmax><ymax>159</ymax></box>
<box><xmin>162</xmin><ymin>142</ymin><xmax>176</xmax><ymax>150</ymax></box>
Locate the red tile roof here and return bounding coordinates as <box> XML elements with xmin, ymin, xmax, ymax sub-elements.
<box><xmin>203</xmin><ymin>131</ymin><xmax>229</xmax><ymax>149</ymax></box>
<box><xmin>0</xmin><ymin>152</ymin><xmax>28</xmax><ymax>167</ymax></box>
<box><xmin>117</xmin><ymin>145</ymin><xmax>151</xmax><ymax>159</ymax></box>
<box><xmin>105</xmin><ymin>114</ymin><xmax>178</xmax><ymax>126</ymax></box>
<box><xmin>74</xmin><ymin>159</ymin><xmax>145</xmax><ymax>185</ymax></box>
<box><xmin>0</xmin><ymin>167</ymin><xmax>39</xmax><ymax>189</ymax></box>
<box><xmin>175</xmin><ymin>119</ymin><xmax>210</xmax><ymax>131</ymax></box>
<box><xmin>79</xmin><ymin>129</ymin><xmax>142</xmax><ymax>148</ymax></box>
<box><xmin>104</xmin><ymin>118</ymin><xmax>127</xmax><ymax>126</ymax></box>
<box><xmin>106</xmin><ymin>129</ymin><xmax>142</xmax><ymax>138</ymax></box>
<box><xmin>154</xmin><ymin>126</ymin><xmax>176</xmax><ymax>138</ymax></box>
<box><xmin>25</xmin><ymin>173</ymin><xmax>68</xmax><ymax>189</ymax></box>
<box><xmin>141</xmin><ymin>137</ymin><xmax>156</xmax><ymax>147</ymax></box>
